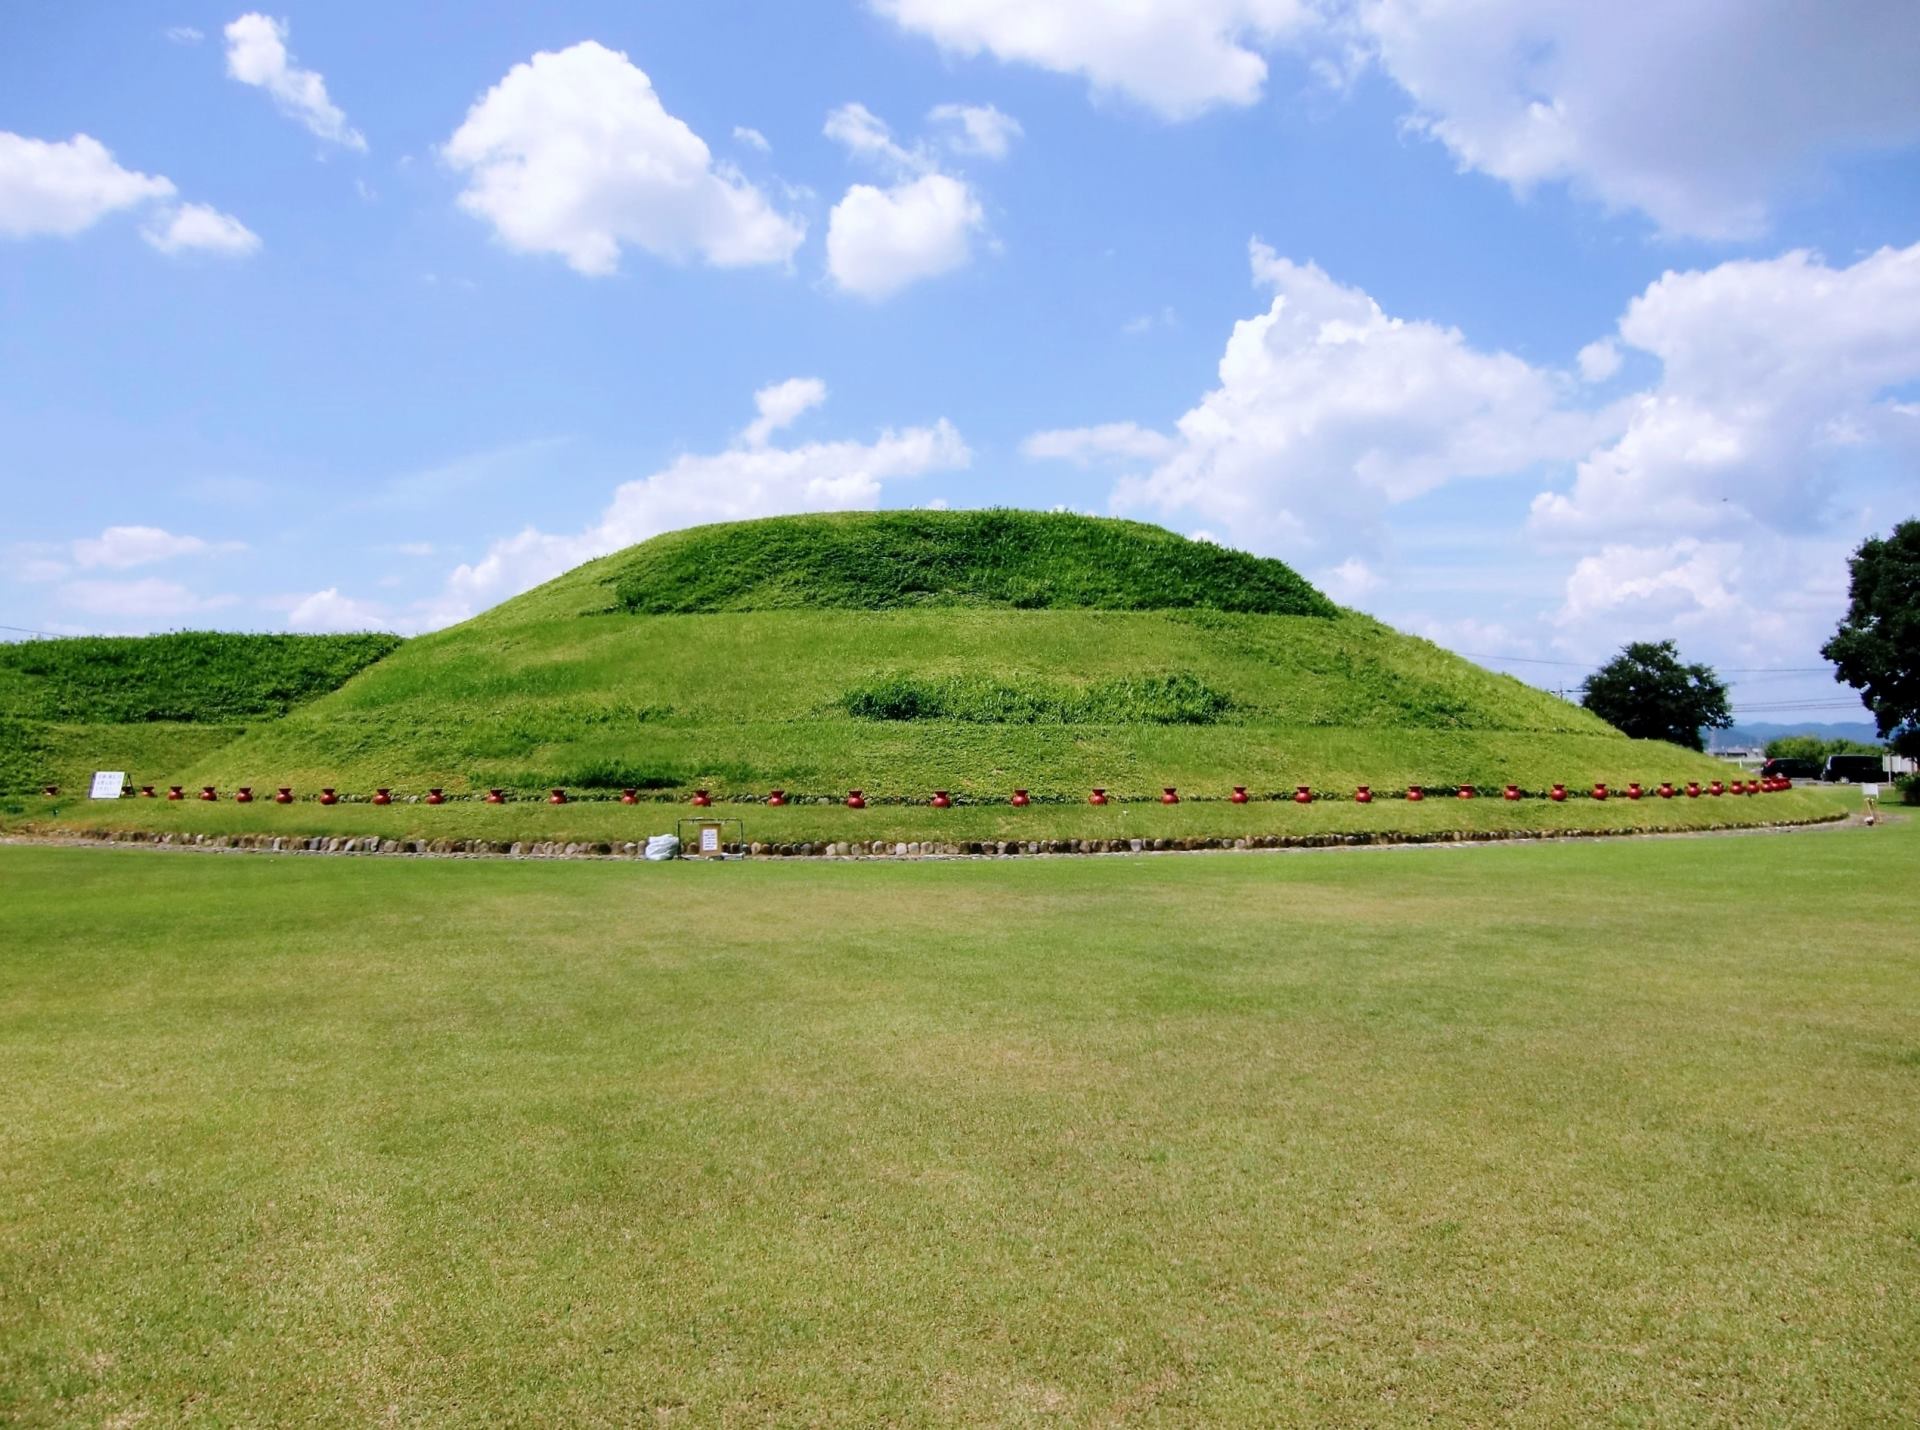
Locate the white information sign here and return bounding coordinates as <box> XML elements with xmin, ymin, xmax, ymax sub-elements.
<box><xmin>699</xmin><ymin>824</ymin><xmax>721</xmax><ymax>856</ymax></box>
<box><xmin>90</xmin><ymin>770</ymin><xmax>127</xmax><ymax>800</ymax></box>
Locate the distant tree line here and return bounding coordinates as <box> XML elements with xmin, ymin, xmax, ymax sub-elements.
<box><xmin>1760</xmin><ymin>734</ymin><xmax>1884</xmax><ymax>762</ymax></box>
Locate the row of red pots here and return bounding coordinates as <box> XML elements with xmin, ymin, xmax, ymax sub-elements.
<box><xmin>807</xmin><ymin>779</ymin><xmax>1791</xmax><ymax>807</ymax></box>
<box><xmin>99</xmin><ymin>777</ymin><xmax>1798</xmax><ymax>806</ymax></box>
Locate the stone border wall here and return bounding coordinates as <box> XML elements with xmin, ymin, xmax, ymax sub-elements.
<box><xmin>6</xmin><ymin>810</ymin><xmax>1848</xmax><ymax>863</ymax></box>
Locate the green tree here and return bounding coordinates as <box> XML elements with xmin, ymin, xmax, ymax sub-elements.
<box><xmin>1763</xmin><ymin>734</ymin><xmax>1829</xmax><ymax>763</ymax></box>
<box><xmin>1822</xmin><ymin>519</ymin><xmax>1920</xmax><ymax>757</ymax></box>
<box><xmin>1581</xmin><ymin>640</ymin><xmax>1733</xmax><ymax>751</ymax></box>
<box><xmin>1762</xmin><ymin>734</ymin><xmax>1883</xmax><ymax>762</ymax></box>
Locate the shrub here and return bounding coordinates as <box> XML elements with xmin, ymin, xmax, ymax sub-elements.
<box><xmin>839</xmin><ymin>673</ymin><xmax>1235</xmax><ymax>725</ymax></box>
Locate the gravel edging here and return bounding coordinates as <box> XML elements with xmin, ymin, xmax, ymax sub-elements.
<box><xmin>0</xmin><ymin>809</ymin><xmax>1851</xmax><ymax>863</ymax></box>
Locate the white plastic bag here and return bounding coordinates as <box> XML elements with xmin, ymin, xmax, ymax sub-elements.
<box><xmin>644</xmin><ymin>833</ymin><xmax>681</xmax><ymax>862</ymax></box>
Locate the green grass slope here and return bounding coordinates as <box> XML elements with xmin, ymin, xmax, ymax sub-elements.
<box><xmin>180</xmin><ymin>512</ymin><xmax>1742</xmax><ymax>808</ymax></box>
<box><xmin>599</xmin><ymin>509</ymin><xmax>1337</xmax><ymax>616</ymax></box>
<box><xmin>0</xmin><ymin>633</ymin><xmax>400</xmax><ymax>793</ymax></box>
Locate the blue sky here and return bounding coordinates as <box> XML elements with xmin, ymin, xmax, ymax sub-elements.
<box><xmin>4</xmin><ymin>2</ymin><xmax>1918</xmax><ymax>723</ymax></box>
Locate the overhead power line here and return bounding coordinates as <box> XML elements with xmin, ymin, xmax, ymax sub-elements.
<box><xmin>1454</xmin><ymin>649</ymin><xmax>1832</xmax><ymax>675</ymax></box>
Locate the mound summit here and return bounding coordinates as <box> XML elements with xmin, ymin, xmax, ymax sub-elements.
<box><xmin>160</xmin><ymin>510</ymin><xmax>1734</xmax><ymax>800</ymax></box>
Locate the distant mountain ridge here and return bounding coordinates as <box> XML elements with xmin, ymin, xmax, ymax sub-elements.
<box><xmin>1710</xmin><ymin>720</ymin><xmax>1880</xmax><ymax>750</ymax></box>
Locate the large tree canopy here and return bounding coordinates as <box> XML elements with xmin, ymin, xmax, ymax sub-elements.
<box><xmin>1822</xmin><ymin>520</ymin><xmax>1920</xmax><ymax>757</ymax></box>
<box><xmin>1581</xmin><ymin>640</ymin><xmax>1733</xmax><ymax>751</ymax></box>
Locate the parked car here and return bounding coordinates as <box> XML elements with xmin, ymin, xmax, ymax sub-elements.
<box><xmin>1823</xmin><ymin>754</ymin><xmax>1889</xmax><ymax>783</ymax></box>
<box><xmin>1761</xmin><ymin>757</ymin><xmax>1822</xmax><ymax>780</ymax></box>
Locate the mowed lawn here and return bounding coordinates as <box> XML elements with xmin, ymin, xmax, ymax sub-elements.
<box><xmin>1</xmin><ymin>801</ymin><xmax>1915</xmax><ymax>1424</ymax></box>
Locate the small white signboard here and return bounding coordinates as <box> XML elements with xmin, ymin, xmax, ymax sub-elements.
<box><xmin>698</xmin><ymin>824</ymin><xmax>721</xmax><ymax>856</ymax></box>
<box><xmin>90</xmin><ymin>770</ymin><xmax>127</xmax><ymax>800</ymax></box>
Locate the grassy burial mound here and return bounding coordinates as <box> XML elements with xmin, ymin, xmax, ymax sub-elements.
<box><xmin>0</xmin><ymin>632</ymin><xmax>400</xmax><ymax>796</ymax></box>
<box><xmin>164</xmin><ymin>512</ymin><xmax>1752</xmax><ymax>821</ymax></box>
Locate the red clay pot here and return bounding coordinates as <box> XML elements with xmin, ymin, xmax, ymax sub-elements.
<box><xmin>1658</xmin><ymin>782</ymin><xmax>1676</xmax><ymax>799</ymax></box>
<box><xmin>1010</xmin><ymin>789</ymin><xmax>1030</xmax><ymax>807</ymax></box>
<box><xmin>1709</xmin><ymin>780</ymin><xmax>1723</xmax><ymax>796</ymax></box>
<box><xmin>1504</xmin><ymin>784</ymin><xmax>1521</xmax><ymax>801</ymax></box>
<box><xmin>373</xmin><ymin>788</ymin><xmax>393</xmax><ymax>806</ymax></box>
<box><xmin>931</xmin><ymin>790</ymin><xmax>952</xmax><ymax>808</ymax></box>
<box><xmin>236</xmin><ymin>787</ymin><xmax>255</xmax><ymax>804</ymax></box>
<box><xmin>140</xmin><ymin>785</ymin><xmax>157</xmax><ymax>798</ymax></box>
<box><xmin>1592</xmin><ymin>783</ymin><xmax>1609</xmax><ymax>801</ymax></box>
<box><xmin>1728</xmin><ymin>779</ymin><xmax>1744</xmax><ymax>794</ymax></box>
<box><xmin>1293</xmin><ymin>784</ymin><xmax>1312</xmax><ymax>804</ymax></box>
<box><xmin>425</xmin><ymin>789</ymin><xmax>446</xmax><ymax>805</ymax></box>
<box><xmin>691</xmin><ymin>789</ymin><xmax>712</xmax><ymax>808</ymax></box>
<box><xmin>1355</xmin><ymin>784</ymin><xmax>1373</xmax><ymax>804</ymax></box>
<box><xmin>1549</xmin><ymin>783</ymin><xmax>1567</xmax><ymax>802</ymax></box>
<box><xmin>846</xmin><ymin>789</ymin><xmax>866</xmax><ymax>809</ymax></box>
<box><xmin>199</xmin><ymin>786</ymin><xmax>218</xmax><ymax>802</ymax></box>
<box><xmin>1745</xmin><ymin>780</ymin><xmax>1759</xmax><ymax>796</ymax></box>
<box><xmin>767</xmin><ymin>789</ymin><xmax>787</xmax><ymax>806</ymax></box>
<box><xmin>1686</xmin><ymin>782</ymin><xmax>1701</xmax><ymax>798</ymax></box>
<box><xmin>547</xmin><ymin>789</ymin><xmax>566</xmax><ymax>805</ymax></box>
<box><xmin>1457</xmin><ymin>785</ymin><xmax>1476</xmax><ymax>800</ymax></box>
<box><xmin>1229</xmin><ymin>786</ymin><xmax>1250</xmax><ymax>804</ymax></box>
<box><xmin>484</xmin><ymin>788</ymin><xmax>505</xmax><ymax>804</ymax></box>
<box><xmin>274</xmin><ymin>787</ymin><xmax>293</xmax><ymax>804</ymax></box>
<box><xmin>167</xmin><ymin>785</ymin><xmax>185</xmax><ymax>800</ymax></box>
<box><xmin>1160</xmin><ymin>787</ymin><xmax>1180</xmax><ymax>805</ymax></box>
<box><xmin>620</xmin><ymin>788</ymin><xmax>639</xmax><ymax>805</ymax></box>
<box><xmin>1089</xmin><ymin>788</ymin><xmax>1108</xmax><ymax>806</ymax></box>
<box><xmin>1627</xmin><ymin>782</ymin><xmax>1643</xmax><ymax>800</ymax></box>
<box><xmin>318</xmin><ymin>788</ymin><xmax>337</xmax><ymax>805</ymax></box>
<box><xmin>1406</xmin><ymin>785</ymin><xmax>1424</xmax><ymax>802</ymax></box>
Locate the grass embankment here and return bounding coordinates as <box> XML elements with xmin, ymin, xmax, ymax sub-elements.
<box><xmin>0</xmin><ymin>793</ymin><xmax>1911</xmax><ymax>1422</ymax></box>
<box><xmin>4</xmin><ymin>785</ymin><xmax>1836</xmax><ymax>848</ymax></box>
<box><xmin>181</xmin><ymin>606</ymin><xmax>1725</xmax><ymax>802</ymax></box>
<box><xmin>0</xmin><ymin>633</ymin><xmax>400</xmax><ymax>794</ymax></box>
<box><xmin>0</xmin><ymin>515</ymin><xmax>1751</xmax><ymax>824</ymax></box>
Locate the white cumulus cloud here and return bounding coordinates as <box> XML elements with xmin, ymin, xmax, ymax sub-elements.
<box><xmin>741</xmin><ymin>377</ymin><xmax>829</xmax><ymax>447</ymax></box>
<box><xmin>1353</xmin><ymin>0</ymin><xmax>1920</xmax><ymax>240</ymax></box>
<box><xmin>1034</xmin><ymin>240</ymin><xmax>1599</xmax><ymax>560</ymax></box>
<box><xmin>872</xmin><ymin>0</ymin><xmax>1313</xmax><ymax>119</ymax></box>
<box><xmin>71</xmin><ymin>525</ymin><xmax>243</xmax><ymax>570</ymax></box>
<box><xmin>827</xmin><ymin>173</ymin><xmax>983</xmax><ymax>300</ymax></box>
<box><xmin>1021</xmin><ymin>422</ymin><xmax>1178</xmax><ymax>466</ymax></box>
<box><xmin>444</xmin><ymin>41</ymin><xmax>805</xmax><ymax>277</ymax></box>
<box><xmin>224</xmin><ymin>13</ymin><xmax>366</xmax><ymax>151</ymax></box>
<box><xmin>1576</xmin><ymin>339</ymin><xmax>1621</xmax><ymax>383</ymax></box>
<box><xmin>287</xmin><ymin>587</ymin><xmax>393</xmax><ymax>633</ymax></box>
<box><xmin>822</xmin><ymin>102</ymin><xmax>994</xmax><ymax>300</ymax></box>
<box><xmin>1531</xmin><ymin>243</ymin><xmax>1920</xmax><ymax>541</ymax></box>
<box><xmin>0</xmin><ymin>131</ymin><xmax>257</xmax><ymax>256</ymax></box>
<box><xmin>141</xmin><ymin>201</ymin><xmax>260</xmax><ymax>257</ymax></box>
<box><xmin>879</xmin><ymin>2</ymin><xmax>1920</xmax><ymax>238</ymax></box>
<box><xmin>928</xmin><ymin>102</ymin><xmax>1022</xmax><ymax>159</ymax></box>
<box><xmin>0</xmin><ymin>132</ymin><xmax>176</xmax><ymax>238</ymax></box>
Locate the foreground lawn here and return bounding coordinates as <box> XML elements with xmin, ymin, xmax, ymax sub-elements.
<box><xmin>1</xmin><ymin>807</ymin><xmax>1915</xmax><ymax>1423</ymax></box>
